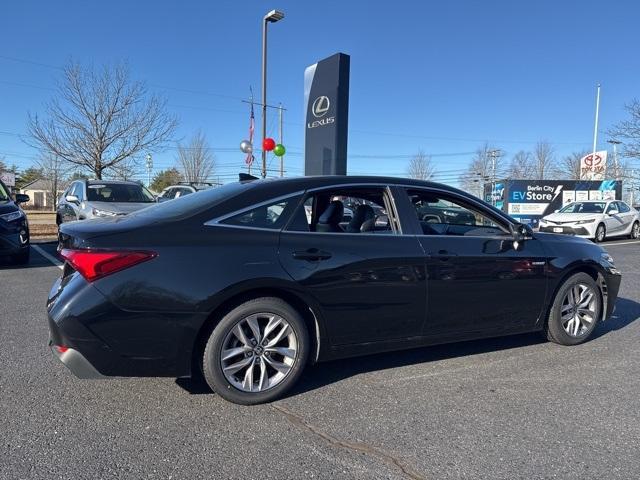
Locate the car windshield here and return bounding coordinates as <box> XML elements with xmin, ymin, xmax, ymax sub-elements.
<box><xmin>87</xmin><ymin>183</ymin><xmax>156</xmax><ymax>203</ymax></box>
<box><xmin>559</xmin><ymin>202</ymin><xmax>606</xmax><ymax>213</ymax></box>
<box><xmin>0</xmin><ymin>181</ymin><xmax>9</xmax><ymax>201</ymax></box>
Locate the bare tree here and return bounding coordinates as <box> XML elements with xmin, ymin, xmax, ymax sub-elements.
<box><xmin>407</xmin><ymin>150</ymin><xmax>435</xmax><ymax>180</ymax></box>
<box><xmin>459</xmin><ymin>143</ymin><xmax>504</xmax><ymax>198</ymax></box>
<box><xmin>176</xmin><ymin>131</ymin><xmax>215</xmax><ymax>183</ymax></box>
<box><xmin>28</xmin><ymin>61</ymin><xmax>177</xmax><ymax>179</ymax></box>
<box><xmin>553</xmin><ymin>150</ymin><xmax>587</xmax><ymax>180</ymax></box>
<box><xmin>608</xmin><ymin>99</ymin><xmax>640</xmax><ymax>158</ymax></box>
<box><xmin>533</xmin><ymin>141</ymin><xmax>555</xmax><ymax>179</ymax></box>
<box><xmin>507</xmin><ymin>151</ymin><xmax>534</xmax><ymax>179</ymax></box>
<box><xmin>107</xmin><ymin>156</ymin><xmax>140</xmax><ymax>181</ymax></box>
<box><xmin>35</xmin><ymin>154</ymin><xmax>73</xmax><ymax>208</ymax></box>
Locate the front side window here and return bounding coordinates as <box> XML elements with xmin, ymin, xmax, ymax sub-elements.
<box><xmin>606</xmin><ymin>202</ymin><xmax>619</xmax><ymax>214</ymax></box>
<box><xmin>407</xmin><ymin>189</ymin><xmax>509</xmax><ymax>236</ymax></box>
<box><xmin>221</xmin><ymin>198</ymin><xmax>293</xmax><ymax>230</ymax></box>
<box><xmin>0</xmin><ymin>181</ymin><xmax>10</xmax><ymax>201</ymax></box>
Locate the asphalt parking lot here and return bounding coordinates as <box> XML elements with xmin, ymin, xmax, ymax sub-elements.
<box><xmin>1</xmin><ymin>239</ymin><xmax>639</xmax><ymax>480</ymax></box>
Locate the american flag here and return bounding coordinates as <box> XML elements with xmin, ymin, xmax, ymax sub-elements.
<box><xmin>245</xmin><ymin>102</ymin><xmax>255</xmax><ymax>166</ymax></box>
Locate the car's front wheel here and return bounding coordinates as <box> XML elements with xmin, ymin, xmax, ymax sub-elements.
<box><xmin>202</xmin><ymin>297</ymin><xmax>309</xmax><ymax>405</ymax></box>
<box><xmin>544</xmin><ymin>272</ymin><xmax>602</xmax><ymax>346</ymax></box>
<box><xmin>594</xmin><ymin>223</ymin><xmax>606</xmax><ymax>243</ymax></box>
<box><xmin>629</xmin><ymin>221</ymin><xmax>639</xmax><ymax>240</ymax></box>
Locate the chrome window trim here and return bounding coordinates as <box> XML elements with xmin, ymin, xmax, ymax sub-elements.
<box><xmin>204</xmin><ymin>191</ymin><xmax>305</xmax><ymax>228</ymax></box>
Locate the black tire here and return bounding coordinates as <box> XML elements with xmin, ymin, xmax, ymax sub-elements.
<box><xmin>544</xmin><ymin>272</ymin><xmax>602</xmax><ymax>346</ymax></box>
<box><xmin>13</xmin><ymin>248</ymin><xmax>30</xmax><ymax>265</ymax></box>
<box><xmin>594</xmin><ymin>223</ymin><xmax>606</xmax><ymax>243</ymax></box>
<box><xmin>202</xmin><ymin>297</ymin><xmax>309</xmax><ymax>405</ymax></box>
<box><xmin>629</xmin><ymin>221</ymin><xmax>639</xmax><ymax>240</ymax></box>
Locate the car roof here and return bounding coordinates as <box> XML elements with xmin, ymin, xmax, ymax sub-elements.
<box><xmin>85</xmin><ymin>179</ymin><xmax>142</xmax><ymax>186</ymax></box>
<box><xmin>241</xmin><ymin>175</ymin><xmax>464</xmax><ymax>193</ymax></box>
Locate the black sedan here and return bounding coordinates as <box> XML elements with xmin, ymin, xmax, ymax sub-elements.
<box><xmin>48</xmin><ymin>176</ymin><xmax>621</xmax><ymax>404</ymax></box>
<box><xmin>0</xmin><ymin>179</ymin><xmax>30</xmax><ymax>264</ymax></box>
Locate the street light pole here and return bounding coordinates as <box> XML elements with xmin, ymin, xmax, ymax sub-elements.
<box><xmin>145</xmin><ymin>153</ymin><xmax>153</xmax><ymax>188</ymax></box>
<box><xmin>607</xmin><ymin>139</ymin><xmax>621</xmax><ymax>180</ymax></box>
<box><xmin>261</xmin><ymin>9</ymin><xmax>285</xmax><ymax>179</ymax></box>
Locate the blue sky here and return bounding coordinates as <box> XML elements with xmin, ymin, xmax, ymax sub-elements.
<box><xmin>1</xmin><ymin>0</ymin><xmax>639</xmax><ymax>185</ymax></box>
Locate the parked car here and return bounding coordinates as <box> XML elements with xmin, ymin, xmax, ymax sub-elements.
<box><xmin>49</xmin><ymin>176</ymin><xmax>621</xmax><ymax>404</ymax></box>
<box><xmin>56</xmin><ymin>179</ymin><xmax>156</xmax><ymax>225</ymax></box>
<box><xmin>0</xmin><ymin>179</ymin><xmax>30</xmax><ymax>264</ymax></box>
<box><xmin>157</xmin><ymin>182</ymin><xmax>214</xmax><ymax>202</ymax></box>
<box><xmin>538</xmin><ymin>200</ymin><xmax>640</xmax><ymax>242</ymax></box>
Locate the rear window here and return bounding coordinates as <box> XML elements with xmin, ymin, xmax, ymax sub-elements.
<box><xmin>128</xmin><ymin>181</ymin><xmax>255</xmax><ymax>221</ymax></box>
<box><xmin>87</xmin><ymin>183</ymin><xmax>155</xmax><ymax>203</ymax></box>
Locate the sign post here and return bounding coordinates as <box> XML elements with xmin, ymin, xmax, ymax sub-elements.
<box><xmin>304</xmin><ymin>53</ymin><xmax>350</xmax><ymax>176</ymax></box>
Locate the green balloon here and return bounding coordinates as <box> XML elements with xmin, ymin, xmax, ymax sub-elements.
<box><xmin>273</xmin><ymin>144</ymin><xmax>286</xmax><ymax>156</ymax></box>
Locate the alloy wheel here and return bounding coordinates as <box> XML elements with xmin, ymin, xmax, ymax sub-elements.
<box><xmin>220</xmin><ymin>313</ymin><xmax>298</xmax><ymax>393</ymax></box>
<box><xmin>632</xmin><ymin>223</ymin><xmax>639</xmax><ymax>239</ymax></box>
<box><xmin>560</xmin><ymin>283</ymin><xmax>597</xmax><ymax>337</ymax></box>
<box><xmin>596</xmin><ymin>225</ymin><xmax>605</xmax><ymax>242</ymax></box>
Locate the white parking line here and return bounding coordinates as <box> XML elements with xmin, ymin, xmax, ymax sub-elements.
<box><xmin>31</xmin><ymin>244</ymin><xmax>63</xmax><ymax>269</ymax></box>
<box><xmin>604</xmin><ymin>240</ymin><xmax>640</xmax><ymax>247</ymax></box>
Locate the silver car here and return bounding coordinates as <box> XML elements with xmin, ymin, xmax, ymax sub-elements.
<box><xmin>56</xmin><ymin>179</ymin><xmax>156</xmax><ymax>225</ymax></box>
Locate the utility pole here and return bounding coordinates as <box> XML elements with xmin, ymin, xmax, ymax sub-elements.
<box><xmin>278</xmin><ymin>103</ymin><xmax>284</xmax><ymax>177</ymax></box>
<box><xmin>145</xmin><ymin>153</ymin><xmax>153</xmax><ymax>188</ymax></box>
<box><xmin>592</xmin><ymin>83</ymin><xmax>601</xmax><ymax>164</ymax></box>
<box><xmin>607</xmin><ymin>139</ymin><xmax>621</xmax><ymax>180</ymax></box>
<box><xmin>487</xmin><ymin>149</ymin><xmax>501</xmax><ymax>206</ymax></box>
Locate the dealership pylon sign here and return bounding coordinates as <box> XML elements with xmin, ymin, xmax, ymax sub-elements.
<box><xmin>304</xmin><ymin>53</ymin><xmax>350</xmax><ymax>175</ymax></box>
<box><xmin>580</xmin><ymin>151</ymin><xmax>607</xmax><ymax>180</ymax></box>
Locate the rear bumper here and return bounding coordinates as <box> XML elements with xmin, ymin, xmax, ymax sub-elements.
<box><xmin>49</xmin><ymin>344</ymin><xmax>105</xmax><ymax>379</ymax></box>
<box><xmin>47</xmin><ymin>272</ymin><xmax>204</xmax><ymax>379</ymax></box>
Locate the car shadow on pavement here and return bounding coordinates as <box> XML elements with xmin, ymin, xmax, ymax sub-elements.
<box><xmin>591</xmin><ymin>297</ymin><xmax>640</xmax><ymax>340</ymax></box>
<box><xmin>175</xmin><ymin>297</ymin><xmax>640</xmax><ymax>398</ymax></box>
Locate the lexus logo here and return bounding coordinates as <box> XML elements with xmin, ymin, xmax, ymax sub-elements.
<box><xmin>312</xmin><ymin>96</ymin><xmax>330</xmax><ymax>117</ymax></box>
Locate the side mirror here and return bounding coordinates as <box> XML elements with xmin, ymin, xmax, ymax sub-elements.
<box><xmin>608</xmin><ymin>209</ymin><xmax>619</xmax><ymax>216</ymax></box>
<box><xmin>554</xmin><ymin>209</ymin><xmax>559</xmax><ymax>213</ymax></box>
<box><xmin>510</xmin><ymin>223</ymin><xmax>533</xmax><ymax>242</ymax></box>
<box><xmin>65</xmin><ymin>194</ymin><xmax>80</xmax><ymax>204</ymax></box>
<box><xmin>14</xmin><ymin>193</ymin><xmax>29</xmax><ymax>204</ymax></box>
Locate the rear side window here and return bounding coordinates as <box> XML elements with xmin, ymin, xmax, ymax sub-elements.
<box><xmin>618</xmin><ymin>202</ymin><xmax>630</xmax><ymax>213</ymax></box>
<box><xmin>221</xmin><ymin>198</ymin><xmax>295</xmax><ymax>230</ymax></box>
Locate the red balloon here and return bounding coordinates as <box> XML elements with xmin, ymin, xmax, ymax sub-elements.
<box><xmin>263</xmin><ymin>138</ymin><xmax>276</xmax><ymax>151</ymax></box>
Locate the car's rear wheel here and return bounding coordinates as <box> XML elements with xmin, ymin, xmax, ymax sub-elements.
<box><xmin>629</xmin><ymin>221</ymin><xmax>639</xmax><ymax>240</ymax></box>
<box><xmin>544</xmin><ymin>272</ymin><xmax>601</xmax><ymax>346</ymax></box>
<box><xmin>594</xmin><ymin>223</ymin><xmax>606</xmax><ymax>243</ymax></box>
<box><xmin>202</xmin><ymin>297</ymin><xmax>309</xmax><ymax>405</ymax></box>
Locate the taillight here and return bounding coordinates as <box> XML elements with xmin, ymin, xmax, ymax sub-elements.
<box><xmin>59</xmin><ymin>249</ymin><xmax>157</xmax><ymax>282</ymax></box>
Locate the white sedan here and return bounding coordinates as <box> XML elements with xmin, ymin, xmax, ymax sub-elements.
<box><xmin>538</xmin><ymin>200</ymin><xmax>640</xmax><ymax>242</ymax></box>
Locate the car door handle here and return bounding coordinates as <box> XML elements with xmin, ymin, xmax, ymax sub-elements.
<box><xmin>292</xmin><ymin>248</ymin><xmax>332</xmax><ymax>261</ymax></box>
<box><xmin>428</xmin><ymin>250</ymin><xmax>458</xmax><ymax>260</ymax></box>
